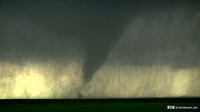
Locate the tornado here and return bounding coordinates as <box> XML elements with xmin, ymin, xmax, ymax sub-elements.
<box><xmin>0</xmin><ymin>0</ymin><xmax>130</xmax><ymax>83</ymax></box>
<box><xmin>81</xmin><ymin>26</ymin><xmax>123</xmax><ymax>82</ymax></box>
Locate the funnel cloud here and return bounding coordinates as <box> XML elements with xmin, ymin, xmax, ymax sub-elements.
<box><xmin>0</xmin><ymin>0</ymin><xmax>200</xmax><ymax>98</ymax></box>
<box><xmin>0</xmin><ymin>0</ymin><xmax>135</xmax><ymax>82</ymax></box>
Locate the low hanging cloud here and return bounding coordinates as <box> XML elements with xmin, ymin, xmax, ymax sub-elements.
<box><xmin>108</xmin><ymin>6</ymin><xmax>200</xmax><ymax>68</ymax></box>
<box><xmin>0</xmin><ymin>0</ymin><xmax>200</xmax><ymax>98</ymax></box>
<box><xmin>83</xmin><ymin>7</ymin><xmax>200</xmax><ymax>98</ymax></box>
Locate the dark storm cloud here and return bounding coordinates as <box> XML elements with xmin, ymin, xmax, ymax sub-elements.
<box><xmin>0</xmin><ymin>0</ymin><xmax>136</xmax><ymax>82</ymax></box>
<box><xmin>108</xmin><ymin>8</ymin><xmax>200</xmax><ymax>68</ymax></box>
<box><xmin>107</xmin><ymin>2</ymin><xmax>200</xmax><ymax>69</ymax></box>
<box><xmin>0</xmin><ymin>0</ymin><xmax>200</xmax><ymax>83</ymax></box>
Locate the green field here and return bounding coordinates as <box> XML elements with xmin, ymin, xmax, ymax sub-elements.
<box><xmin>0</xmin><ymin>98</ymin><xmax>199</xmax><ymax>112</ymax></box>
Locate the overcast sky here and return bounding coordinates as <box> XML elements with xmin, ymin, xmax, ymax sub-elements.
<box><xmin>0</xmin><ymin>0</ymin><xmax>200</xmax><ymax>98</ymax></box>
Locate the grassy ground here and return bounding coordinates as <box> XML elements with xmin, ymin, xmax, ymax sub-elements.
<box><xmin>0</xmin><ymin>98</ymin><xmax>199</xmax><ymax>112</ymax></box>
